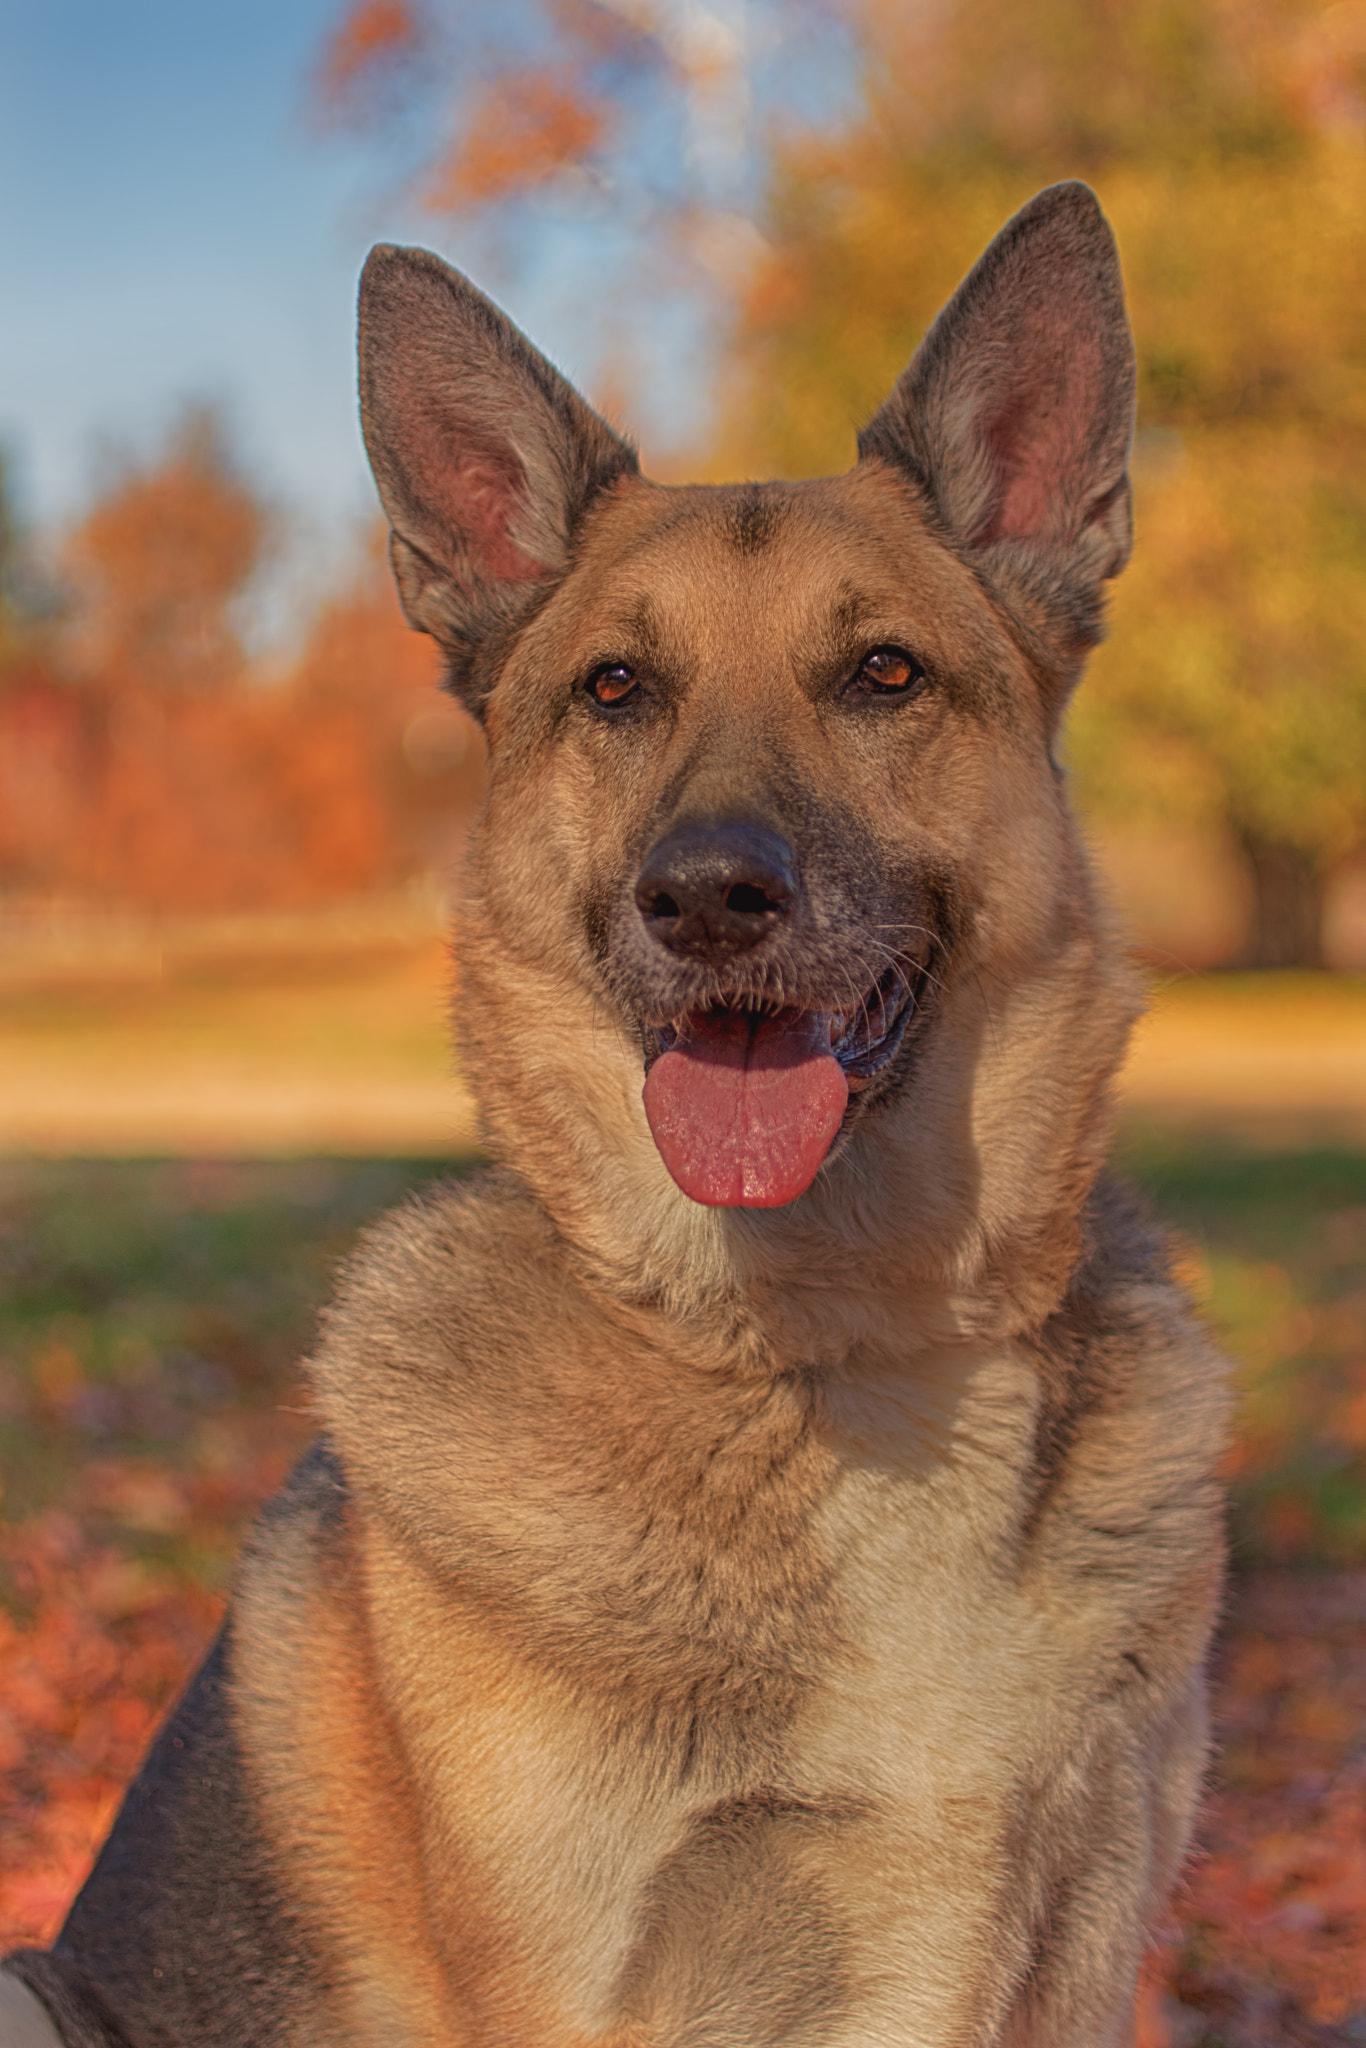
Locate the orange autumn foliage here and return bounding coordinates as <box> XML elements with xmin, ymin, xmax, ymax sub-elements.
<box><xmin>1161</xmin><ymin>1575</ymin><xmax>1366</xmax><ymax>2043</ymax></box>
<box><xmin>66</xmin><ymin>412</ymin><xmax>265</xmax><ymax>701</ymax></box>
<box><xmin>422</xmin><ymin>68</ymin><xmax>605</xmax><ymax>207</ymax></box>
<box><xmin>312</xmin><ymin>0</ymin><xmax>426</xmax><ymax>123</ymax></box>
<box><xmin>312</xmin><ymin>0</ymin><xmax>706</xmax><ymax>222</ymax></box>
<box><xmin>0</xmin><ymin>665</ymin><xmax>87</xmax><ymax>893</ymax></box>
<box><xmin>0</xmin><ymin>419</ymin><xmax>484</xmax><ymax>913</ymax></box>
<box><xmin>61</xmin><ymin>686</ymin><xmax>400</xmax><ymax>913</ymax></box>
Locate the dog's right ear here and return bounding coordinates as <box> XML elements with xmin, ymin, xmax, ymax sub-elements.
<box><xmin>859</xmin><ymin>182</ymin><xmax>1135</xmax><ymax>691</ymax></box>
<box><xmin>359</xmin><ymin>246</ymin><xmax>638</xmax><ymax>717</ymax></box>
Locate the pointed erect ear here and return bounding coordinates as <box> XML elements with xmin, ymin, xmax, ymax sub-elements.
<box><xmin>859</xmin><ymin>182</ymin><xmax>1136</xmax><ymax>683</ymax></box>
<box><xmin>359</xmin><ymin>245</ymin><xmax>639</xmax><ymax>715</ymax></box>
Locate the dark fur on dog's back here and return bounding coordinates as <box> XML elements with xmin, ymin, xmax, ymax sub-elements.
<box><xmin>3</xmin><ymin>184</ymin><xmax>1225</xmax><ymax>2048</ymax></box>
<box><xmin>6</xmin><ymin>1613</ymin><xmax>319</xmax><ymax>2046</ymax></box>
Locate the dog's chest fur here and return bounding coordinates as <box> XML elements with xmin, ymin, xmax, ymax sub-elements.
<box><xmin>227</xmin><ymin>1179</ymin><xmax>1217</xmax><ymax>2048</ymax></box>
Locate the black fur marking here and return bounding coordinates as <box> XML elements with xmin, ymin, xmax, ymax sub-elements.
<box><xmin>724</xmin><ymin>486</ymin><xmax>786</xmax><ymax>557</ymax></box>
<box><xmin>6</xmin><ymin>1619</ymin><xmax>322</xmax><ymax>2047</ymax></box>
<box><xmin>579</xmin><ymin>884</ymin><xmax>614</xmax><ymax>974</ymax></box>
<box><xmin>1017</xmin><ymin>1177</ymin><xmax>1174</xmax><ymax>1548</ymax></box>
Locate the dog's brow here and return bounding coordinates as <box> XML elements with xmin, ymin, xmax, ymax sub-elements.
<box><xmin>824</xmin><ymin>583</ymin><xmax>876</xmax><ymax>643</ymax></box>
<box><xmin>802</xmin><ymin>583</ymin><xmax>885</xmax><ymax>674</ymax></box>
<box><xmin>614</xmin><ymin>594</ymin><xmax>671</xmax><ymax>667</ymax></box>
<box><xmin>724</xmin><ymin>486</ymin><xmax>786</xmax><ymax>556</ymax></box>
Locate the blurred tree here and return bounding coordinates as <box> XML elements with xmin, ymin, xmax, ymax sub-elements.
<box><xmin>0</xmin><ymin>453</ymin><xmax>83</xmax><ymax>894</ymax></box>
<box><xmin>46</xmin><ymin>516</ymin><xmax>476</xmax><ymax>914</ymax></box>
<box><xmin>0</xmin><ymin>449</ymin><xmax>64</xmax><ymax>661</ymax></box>
<box><xmin>314</xmin><ymin>0</ymin><xmax>776</xmax><ymax>215</ymax></box>
<box><xmin>725</xmin><ymin>0</ymin><xmax>1366</xmax><ymax>967</ymax></box>
<box><xmin>1</xmin><ymin>418</ymin><xmax>484</xmax><ymax>912</ymax></box>
<box><xmin>311</xmin><ymin>1</ymin><xmax>854</xmax><ymax>432</ymax></box>
<box><xmin>277</xmin><ymin>533</ymin><xmax>483</xmax><ymax>898</ymax></box>
<box><xmin>0</xmin><ymin>452</ymin><xmax>22</xmax><ymax>662</ymax></box>
<box><xmin>45</xmin><ymin>411</ymin><xmax>271</xmax><ymax>910</ymax></box>
<box><xmin>65</xmin><ymin>409</ymin><xmax>268</xmax><ymax>698</ymax></box>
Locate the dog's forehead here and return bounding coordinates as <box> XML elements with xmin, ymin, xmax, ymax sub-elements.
<box><xmin>564</xmin><ymin>468</ymin><xmax>989</xmax><ymax>661</ymax></box>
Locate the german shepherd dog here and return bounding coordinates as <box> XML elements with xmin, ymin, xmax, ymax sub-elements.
<box><xmin>2</xmin><ymin>181</ymin><xmax>1225</xmax><ymax>2048</ymax></box>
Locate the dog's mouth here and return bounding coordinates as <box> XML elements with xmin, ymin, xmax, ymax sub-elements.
<box><xmin>641</xmin><ymin>963</ymin><xmax>922</xmax><ymax>1209</ymax></box>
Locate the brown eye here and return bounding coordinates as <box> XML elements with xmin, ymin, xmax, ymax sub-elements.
<box><xmin>588</xmin><ymin>663</ymin><xmax>639</xmax><ymax>707</ymax></box>
<box><xmin>853</xmin><ymin>646</ymin><xmax>925</xmax><ymax>696</ymax></box>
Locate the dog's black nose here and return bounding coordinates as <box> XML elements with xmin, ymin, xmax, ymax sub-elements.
<box><xmin>635</xmin><ymin>824</ymin><xmax>797</xmax><ymax>959</ymax></box>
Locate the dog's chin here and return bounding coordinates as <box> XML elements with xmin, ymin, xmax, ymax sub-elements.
<box><xmin>633</xmin><ymin>959</ymin><xmax>936</xmax><ymax>1210</ymax></box>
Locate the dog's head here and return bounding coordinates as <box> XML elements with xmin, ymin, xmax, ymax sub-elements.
<box><xmin>359</xmin><ymin>184</ymin><xmax>1140</xmax><ymax>1337</ymax></box>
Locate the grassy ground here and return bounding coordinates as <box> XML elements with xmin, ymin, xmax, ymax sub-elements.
<box><xmin>1113</xmin><ymin>1137</ymin><xmax>1366</xmax><ymax>2044</ymax></box>
<box><xmin>1119</xmin><ymin>1135</ymin><xmax>1366</xmax><ymax>1567</ymax></box>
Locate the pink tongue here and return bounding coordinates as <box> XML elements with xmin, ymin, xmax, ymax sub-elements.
<box><xmin>642</xmin><ymin>1010</ymin><xmax>849</xmax><ymax>1208</ymax></box>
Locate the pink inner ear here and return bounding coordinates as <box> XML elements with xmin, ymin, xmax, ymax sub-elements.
<box><xmin>447</xmin><ymin>455</ymin><xmax>550</xmax><ymax>583</ymax></box>
<box><xmin>975</xmin><ymin>326</ymin><xmax>1101</xmax><ymax>547</ymax></box>
<box><xmin>409</xmin><ymin>423</ymin><xmax>551</xmax><ymax>586</ymax></box>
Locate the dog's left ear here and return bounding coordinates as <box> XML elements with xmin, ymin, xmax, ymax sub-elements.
<box><xmin>359</xmin><ymin>245</ymin><xmax>639</xmax><ymax>716</ymax></box>
<box><xmin>859</xmin><ymin>181</ymin><xmax>1135</xmax><ymax>685</ymax></box>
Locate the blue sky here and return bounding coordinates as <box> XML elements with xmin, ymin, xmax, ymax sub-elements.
<box><xmin>0</xmin><ymin>0</ymin><xmax>726</xmax><ymax>618</ymax></box>
<box><xmin>0</xmin><ymin>0</ymin><xmax>855</xmax><ymax>640</ymax></box>
<box><xmin>2</xmin><ymin>0</ymin><xmax>378</xmax><ymax>553</ymax></box>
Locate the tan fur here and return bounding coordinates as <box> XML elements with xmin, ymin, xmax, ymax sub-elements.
<box><xmin>219</xmin><ymin>183</ymin><xmax>1228</xmax><ymax>2048</ymax></box>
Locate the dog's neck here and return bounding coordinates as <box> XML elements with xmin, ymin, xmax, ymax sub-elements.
<box><xmin>453</xmin><ymin>898</ymin><xmax>1140</xmax><ymax>1381</ymax></box>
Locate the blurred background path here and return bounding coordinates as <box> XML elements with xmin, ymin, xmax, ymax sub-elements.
<box><xmin>0</xmin><ymin>916</ymin><xmax>475</xmax><ymax>1157</ymax></box>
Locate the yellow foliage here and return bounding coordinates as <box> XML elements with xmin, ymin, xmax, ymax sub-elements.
<box><xmin>1081</xmin><ymin>421</ymin><xmax>1366</xmax><ymax>860</ymax></box>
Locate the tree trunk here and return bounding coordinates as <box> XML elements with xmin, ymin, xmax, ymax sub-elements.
<box><xmin>1237</xmin><ymin>834</ymin><xmax>1325</xmax><ymax>969</ymax></box>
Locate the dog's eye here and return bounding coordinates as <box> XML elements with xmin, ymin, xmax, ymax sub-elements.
<box><xmin>851</xmin><ymin>647</ymin><xmax>926</xmax><ymax>698</ymax></box>
<box><xmin>588</xmin><ymin>663</ymin><xmax>639</xmax><ymax>707</ymax></box>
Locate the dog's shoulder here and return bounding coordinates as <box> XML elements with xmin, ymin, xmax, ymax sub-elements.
<box><xmin>1021</xmin><ymin>1169</ymin><xmax>1228</xmax><ymax>1630</ymax></box>
<box><xmin>306</xmin><ymin>1166</ymin><xmax>612</xmax><ymax>1527</ymax></box>
<box><xmin>1041</xmin><ymin>1166</ymin><xmax>1226</xmax><ymax>1425</ymax></box>
<box><xmin>316</xmin><ymin>1165</ymin><xmax>566</xmax><ymax>1382</ymax></box>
